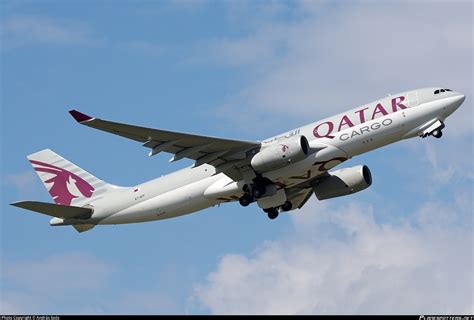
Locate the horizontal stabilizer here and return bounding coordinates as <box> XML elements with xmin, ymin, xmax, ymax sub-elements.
<box><xmin>11</xmin><ymin>201</ymin><xmax>92</xmax><ymax>219</ymax></box>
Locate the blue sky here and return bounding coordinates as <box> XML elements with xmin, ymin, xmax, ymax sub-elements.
<box><xmin>1</xmin><ymin>0</ymin><xmax>473</xmax><ymax>314</ymax></box>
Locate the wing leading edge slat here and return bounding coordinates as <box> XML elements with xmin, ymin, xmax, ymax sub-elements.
<box><xmin>69</xmin><ymin>110</ymin><xmax>260</xmax><ymax>172</ymax></box>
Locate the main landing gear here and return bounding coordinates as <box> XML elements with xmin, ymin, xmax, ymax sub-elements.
<box><xmin>239</xmin><ymin>193</ymin><xmax>253</xmax><ymax>207</ymax></box>
<box><xmin>238</xmin><ymin>177</ymin><xmax>293</xmax><ymax>220</ymax></box>
<box><xmin>238</xmin><ymin>191</ymin><xmax>293</xmax><ymax>220</ymax></box>
<box><xmin>238</xmin><ymin>178</ymin><xmax>269</xmax><ymax>207</ymax></box>
<box><xmin>252</xmin><ymin>184</ymin><xmax>266</xmax><ymax>198</ymax></box>
<box><xmin>263</xmin><ymin>201</ymin><xmax>293</xmax><ymax>220</ymax></box>
<box><xmin>264</xmin><ymin>207</ymin><xmax>279</xmax><ymax>219</ymax></box>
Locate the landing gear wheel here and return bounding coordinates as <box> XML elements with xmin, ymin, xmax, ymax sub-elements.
<box><xmin>239</xmin><ymin>194</ymin><xmax>253</xmax><ymax>207</ymax></box>
<box><xmin>432</xmin><ymin>129</ymin><xmax>443</xmax><ymax>138</ymax></box>
<box><xmin>281</xmin><ymin>201</ymin><xmax>293</xmax><ymax>212</ymax></box>
<box><xmin>252</xmin><ymin>185</ymin><xmax>266</xmax><ymax>198</ymax></box>
<box><xmin>267</xmin><ymin>208</ymin><xmax>279</xmax><ymax>220</ymax></box>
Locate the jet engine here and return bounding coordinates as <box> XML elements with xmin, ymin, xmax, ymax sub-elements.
<box><xmin>313</xmin><ymin>165</ymin><xmax>372</xmax><ymax>200</ymax></box>
<box><xmin>251</xmin><ymin>135</ymin><xmax>310</xmax><ymax>173</ymax></box>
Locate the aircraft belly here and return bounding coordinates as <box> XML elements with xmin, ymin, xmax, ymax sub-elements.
<box><xmin>400</xmin><ymin>101</ymin><xmax>451</xmax><ymax>139</ymax></box>
<box><xmin>263</xmin><ymin>144</ymin><xmax>348</xmax><ymax>188</ymax></box>
<box><xmin>99</xmin><ymin>176</ymin><xmax>221</xmax><ymax>224</ymax></box>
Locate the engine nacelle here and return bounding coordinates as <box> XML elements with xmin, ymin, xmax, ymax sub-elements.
<box><xmin>313</xmin><ymin>165</ymin><xmax>372</xmax><ymax>200</ymax></box>
<box><xmin>251</xmin><ymin>135</ymin><xmax>310</xmax><ymax>173</ymax></box>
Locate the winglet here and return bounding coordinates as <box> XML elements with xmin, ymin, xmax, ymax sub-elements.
<box><xmin>69</xmin><ymin>109</ymin><xmax>94</xmax><ymax>123</ymax></box>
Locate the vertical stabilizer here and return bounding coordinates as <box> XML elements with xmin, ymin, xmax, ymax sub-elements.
<box><xmin>27</xmin><ymin>149</ymin><xmax>122</xmax><ymax>206</ymax></box>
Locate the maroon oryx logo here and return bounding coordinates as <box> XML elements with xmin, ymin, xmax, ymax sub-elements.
<box><xmin>30</xmin><ymin>160</ymin><xmax>95</xmax><ymax>205</ymax></box>
<box><xmin>280</xmin><ymin>144</ymin><xmax>289</xmax><ymax>152</ymax></box>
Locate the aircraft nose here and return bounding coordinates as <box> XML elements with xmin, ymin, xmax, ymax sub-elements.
<box><xmin>455</xmin><ymin>93</ymin><xmax>465</xmax><ymax>106</ymax></box>
<box><xmin>440</xmin><ymin>92</ymin><xmax>465</xmax><ymax>119</ymax></box>
<box><xmin>450</xmin><ymin>93</ymin><xmax>465</xmax><ymax>111</ymax></box>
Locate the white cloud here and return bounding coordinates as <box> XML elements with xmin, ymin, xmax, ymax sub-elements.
<box><xmin>207</xmin><ymin>1</ymin><xmax>473</xmax><ymax>137</ymax></box>
<box><xmin>209</xmin><ymin>31</ymin><xmax>282</xmax><ymax>67</ymax></box>
<box><xmin>4</xmin><ymin>171</ymin><xmax>37</xmax><ymax>190</ymax></box>
<box><xmin>0</xmin><ymin>252</ymin><xmax>186</xmax><ymax>314</ymax></box>
<box><xmin>0</xmin><ymin>291</ymin><xmax>41</xmax><ymax>314</ymax></box>
<box><xmin>1</xmin><ymin>15</ymin><xmax>100</xmax><ymax>50</ymax></box>
<box><xmin>400</xmin><ymin>134</ymin><xmax>474</xmax><ymax>187</ymax></box>
<box><xmin>424</xmin><ymin>143</ymin><xmax>456</xmax><ymax>183</ymax></box>
<box><xmin>194</xmin><ymin>3</ymin><xmax>474</xmax><ymax>314</ymax></box>
<box><xmin>1</xmin><ymin>2</ymin><xmax>472</xmax><ymax>315</ymax></box>
<box><xmin>110</xmin><ymin>291</ymin><xmax>178</xmax><ymax>315</ymax></box>
<box><xmin>194</xmin><ymin>199</ymin><xmax>473</xmax><ymax>314</ymax></box>
<box><xmin>4</xmin><ymin>171</ymin><xmax>42</xmax><ymax>197</ymax></box>
<box><xmin>167</xmin><ymin>0</ymin><xmax>209</xmax><ymax>11</ymax></box>
<box><xmin>133</xmin><ymin>0</ymin><xmax>210</xmax><ymax>18</ymax></box>
<box><xmin>1</xmin><ymin>252</ymin><xmax>114</xmax><ymax>314</ymax></box>
<box><xmin>3</xmin><ymin>252</ymin><xmax>112</xmax><ymax>292</ymax></box>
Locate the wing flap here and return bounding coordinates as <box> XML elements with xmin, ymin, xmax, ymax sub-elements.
<box><xmin>287</xmin><ymin>188</ymin><xmax>314</xmax><ymax>210</ymax></box>
<box><xmin>11</xmin><ymin>201</ymin><xmax>93</xmax><ymax>219</ymax></box>
<box><xmin>69</xmin><ymin>110</ymin><xmax>260</xmax><ymax>167</ymax></box>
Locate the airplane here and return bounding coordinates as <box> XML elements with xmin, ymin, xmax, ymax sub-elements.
<box><xmin>11</xmin><ymin>87</ymin><xmax>465</xmax><ymax>232</ymax></box>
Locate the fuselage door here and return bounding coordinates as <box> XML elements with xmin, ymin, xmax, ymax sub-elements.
<box><xmin>406</xmin><ymin>91</ymin><xmax>419</xmax><ymax>107</ymax></box>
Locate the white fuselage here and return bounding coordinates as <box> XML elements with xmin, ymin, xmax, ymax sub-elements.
<box><xmin>53</xmin><ymin>88</ymin><xmax>465</xmax><ymax>226</ymax></box>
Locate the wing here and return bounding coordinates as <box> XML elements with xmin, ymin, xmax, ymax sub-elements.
<box><xmin>284</xmin><ymin>171</ymin><xmax>332</xmax><ymax>210</ymax></box>
<box><xmin>286</xmin><ymin>187</ymin><xmax>314</xmax><ymax>210</ymax></box>
<box><xmin>69</xmin><ymin>110</ymin><xmax>260</xmax><ymax>178</ymax></box>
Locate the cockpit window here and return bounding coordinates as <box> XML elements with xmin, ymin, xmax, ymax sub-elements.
<box><xmin>434</xmin><ymin>88</ymin><xmax>452</xmax><ymax>94</ymax></box>
<box><xmin>433</xmin><ymin>89</ymin><xmax>453</xmax><ymax>94</ymax></box>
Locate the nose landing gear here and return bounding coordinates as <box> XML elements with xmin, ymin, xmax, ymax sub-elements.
<box><xmin>432</xmin><ymin>129</ymin><xmax>443</xmax><ymax>138</ymax></box>
<box><xmin>421</xmin><ymin>120</ymin><xmax>445</xmax><ymax>139</ymax></box>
